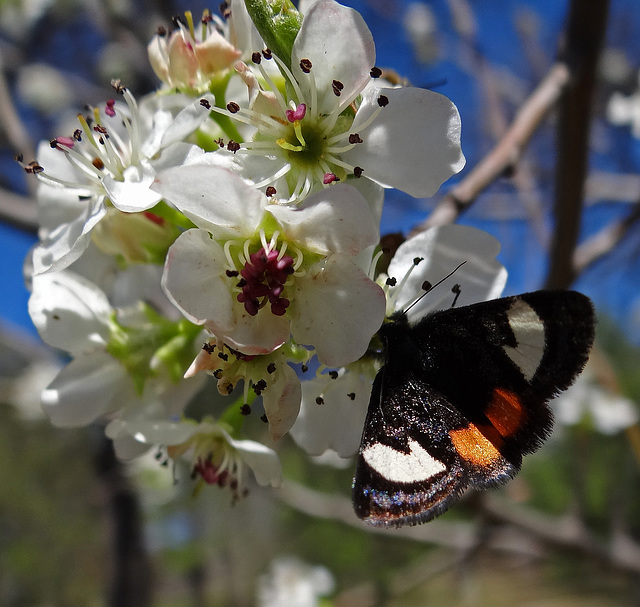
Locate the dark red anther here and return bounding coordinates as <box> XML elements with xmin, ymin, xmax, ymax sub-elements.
<box><xmin>236</xmin><ymin>246</ymin><xmax>294</xmax><ymax>316</ymax></box>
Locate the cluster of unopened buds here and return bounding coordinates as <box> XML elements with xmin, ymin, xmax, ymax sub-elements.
<box><xmin>22</xmin><ymin>0</ymin><xmax>507</xmax><ymax>496</ymax></box>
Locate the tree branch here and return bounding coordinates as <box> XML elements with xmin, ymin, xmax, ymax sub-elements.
<box><xmin>544</xmin><ymin>0</ymin><xmax>610</xmax><ymax>288</ymax></box>
<box><xmin>93</xmin><ymin>435</ymin><xmax>153</xmax><ymax>607</ymax></box>
<box><xmin>481</xmin><ymin>495</ymin><xmax>640</xmax><ymax>575</ymax></box>
<box><xmin>279</xmin><ymin>481</ymin><xmax>640</xmax><ymax>574</ymax></box>
<box><xmin>279</xmin><ymin>480</ymin><xmax>476</xmax><ymax>550</ymax></box>
<box><xmin>0</xmin><ymin>188</ymin><xmax>38</xmax><ymax>233</ymax></box>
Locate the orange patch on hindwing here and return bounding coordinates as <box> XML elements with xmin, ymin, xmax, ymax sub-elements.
<box><xmin>449</xmin><ymin>424</ymin><xmax>503</xmax><ymax>467</ymax></box>
<box><xmin>485</xmin><ymin>387</ymin><xmax>525</xmax><ymax>438</ymax></box>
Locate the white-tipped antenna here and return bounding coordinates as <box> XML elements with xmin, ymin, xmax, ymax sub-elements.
<box><xmin>402</xmin><ymin>261</ymin><xmax>467</xmax><ymax>316</ymax></box>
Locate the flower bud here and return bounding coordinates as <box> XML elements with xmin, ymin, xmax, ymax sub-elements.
<box><xmin>148</xmin><ymin>11</ymin><xmax>242</xmax><ymax>92</ymax></box>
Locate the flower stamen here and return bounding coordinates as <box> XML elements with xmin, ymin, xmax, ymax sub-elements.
<box><xmin>236</xmin><ymin>245</ymin><xmax>295</xmax><ymax>316</ymax></box>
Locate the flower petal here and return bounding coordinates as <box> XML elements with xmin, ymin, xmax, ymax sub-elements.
<box><xmin>108</xmin><ymin>418</ymin><xmax>204</xmax><ymax>446</ymax></box>
<box><xmin>229</xmin><ymin>438</ymin><xmax>283</xmax><ymax>486</ymax></box>
<box><xmin>217</xmin><ymin>309</ymin><xmax>290</xmax><ymax>356</ymax></box>
<box><xmin>162</xmin><ymin>229</ymin><xmax>235</xmax><ymax>329</ymax></box>
<box><xmin>103</xmin><ymin>164</ymin><xmax>162</xmax><ymax>213</ymax></box>
<box><xmin>387</xmin><ymin>225</ymin><xmax>507</xmax><ymax>321</ymax></box>
<box><xmin>266</xmin><ymin>184</ymin><xmax>379</xmax><ymax>256</ymax></box>
<box><xmin>32</xmin><ymin>195</ymin><xmax>106</xmax><ymax>274</ymax></box>
<box><xmin>262</xmin><ymin>363</ymin><xmax>302</xmax><ymax>441</ymax></box>
<box><xmin>291</xmin><ymin>255</ymin><xmax>386</xmax><ymax>367</ymax></box>
<box><xmin>152</xmin><ymin>165</ymin><xmax>266</xmax><ymax>238</ymax></box>
<box><xmin>29</xmin><ymin>271</ymin><xmax>111</xmax><ymax>353</ymax></box>
<box><xmin>35</xmin><ymin>143</ymin><xmax>95</xmax><ymax>234</ymax></box>
<box><xmin>42</xmin><ymin>351</ymin><xmax>131</xmax><ymax>427</ymax></box>
<box><xmin>291</xmin><ymin>370</ymin><xmax>371</xmax><ymax>457</ymax></box>
<box><xmin>150</xmin><ymin>142</ymin><xmax>205</xmax><ymax>174</ymax></box>
<box><xmin>159</xmin><ymin>94</ymin><xmax>215</xmax><ymax>149</ymax></box>
<box><xmin>110</xmin><ymin>431</ymin><xmax>153</xmax><ymax>460</ymax></box>
<box><xmin>228</xmin><ymin>0</ymin><xmax>265</xmax><ymax>59</ymax></box>
<box><xmin>343</xmin><ymin>85</ymin><xmax>465</xmax><ymax>197</ymax></box>
<box><xmin>292</xmin><ymin>0</ymin><xmax>375</xmax><ymax>116</ymax></box>
<box><xmin>163</xmin><ymin>230</ymin><xmax>289</xmax><ymax>355</ymax></box>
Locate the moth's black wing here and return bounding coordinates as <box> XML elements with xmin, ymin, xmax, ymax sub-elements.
<box><xmin>353</xmin><ymin>291</ymin><xmax>595</xmax><ymax>527</ymax></box>
<box><xmin>353</xmin><ymin>365</ymin><xmax>516</xmax><ymax>527</ymax></box>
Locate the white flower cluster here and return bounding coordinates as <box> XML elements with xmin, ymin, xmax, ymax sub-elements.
<box><xmin>23</xmin><ymin>0</ymin><xmax>506</xmax><ymax>495</ymax></box>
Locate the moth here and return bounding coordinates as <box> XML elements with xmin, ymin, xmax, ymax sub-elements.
<box><xmin>352</xmin><ymin>290</ymin><xmax>595</xmax><ymax>527</ymax></box>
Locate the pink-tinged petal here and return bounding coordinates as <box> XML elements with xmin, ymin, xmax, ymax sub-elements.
<box><xmin>32</xmin><ymin>196</ymin><xmax>106</xmax><ymax>274</ymax></box>
<box><xmin>184</xmin><ymin>345</ymin><xmax>217</xmax><ymax>378</ymax></box>
<box><xmin>387</xmin><ymin>225</ymin><xmax>507</xmax><ymax>321</ymax></box>
<box><xmin>290</xmin><ymin>256</ymin><xmax>386</xmax><ymax>367</ymax></box>
<box><xmin>151</xmin><ymin>165</ymin><xmax>266</xmax><ymax>238</ymax></box>
<box><xmin>213</xmin><ymin>308</ymin><xmax>289</xmax><ymax>356</ymax></box>
<box><xmin>195</xmin><ymin>30</ymin><xmax>242</xmax><ymax>74</ymax></box>
<box><xmin>29</xmin><ymin>271</ymin><xmax>111</xmax><ymax>354</ymax></box>
<box><xmin>42</xmin><ymin>351</ymin><xmax>131</xmax><ymax>427</ymax></box>
<box><xmin>266</xmin><ymin>184</ymin><xmax>379</xmax><ymax>256</ymax></box>
<box><xmin>292</xmin><ymin>0</ymin><xmax>375</xmax><ymax>116</ymax></box>
<box><xmin>162</xmin><ymin>229</ymin><xmax>235</xmax><ymax>330</ymax></box>
<box><xmin>343</xmin><ymin>86</ymin><xmax>465</xmax><ymax>197</ymax></box>
<box><xmin>262</xmin><ymin>363</ymin><xmax>302</xmax><ymax>441</ymax></box>
<box><xmin>235</xmin><ymin>61</ymin><xmax>281</xmax><ymax>116</ymax></box>
<box><xmin>291</xmin><ymin>370</ymin><xmax>371</xmax><ymax>457</ymax></box>
<box><xmin>167</xmin><ymin>34</ymin><xmax>199</xmax><ymax>88</ymax></box>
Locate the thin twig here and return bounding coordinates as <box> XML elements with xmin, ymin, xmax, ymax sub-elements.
<box><xmin>0</xmin><ymin>55</ymin><xmax>35</xmax><ymax>163</ymax></box>
<box><xmin>411</xmin><ymin>62</ymin><xmax>570</xmax><ymax>234</ymax></box>
<box><xmin>447</xmin><ymin>0</ymin><xmax>549</xmax><ymax>246</ymax></box>
<box><xmin>572</xmin><ymin>202</ymin><xmax>640</xmax><ymax>276</ymax></box>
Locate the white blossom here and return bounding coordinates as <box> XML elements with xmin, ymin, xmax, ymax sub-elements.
<box><xmin>27</xmin><ymin>88</ymin><xmax>212</xmax><ymax>274</ymax></box>
<box><xmin>106</xmin><ymin>418</ymin><xmax>282</xmax><ymax>491</ymax></box>
<box><xmin>154</xmin><ymin>165</ymin><xmax>386</xmax><ymax>367</ymax></box>
<box><xmin>257</xmin><ymin>556</ymin><xmax>335</xmax><ymax>607</ymax></box>
<box><xmin>553</xmin><ymin>372</ymin><xmax>638</xmax><ymax>435</ymax></box>
<box><xmin>28</xmin><ymin>270</ymin><xmax>204</xmax><ymax>429</ymax></box>
<box><xmin>199</xmin><ymin>0</ymin><xmax>464</xmax><ymax>201</ymax></box>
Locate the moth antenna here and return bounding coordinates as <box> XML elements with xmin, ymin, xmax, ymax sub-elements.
<box><xmin>451</xmin><ymin>284</ymin><xmax>461</xmax><ymax>308</ymax></box>
<box><xmin>402</xmin><ymin>261</ymin><xmax>467</xmax><ymax>316</ymax></box>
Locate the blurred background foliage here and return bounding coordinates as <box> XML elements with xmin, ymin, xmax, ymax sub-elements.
<box><xmin>2</xmin><ymin>0</ymin><xmax>640</xmax><ymax>605</ymax></box>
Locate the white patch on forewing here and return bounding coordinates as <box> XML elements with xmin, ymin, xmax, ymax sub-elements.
<box><xmin>503</xmin><ymin>299</ymin><xmax>545</xmax><ymax>381</ymax></box>
<box><xmin>362</xmin><ymin>438</ymin><xmax>446</xmax><ymax>483</ymax></box>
